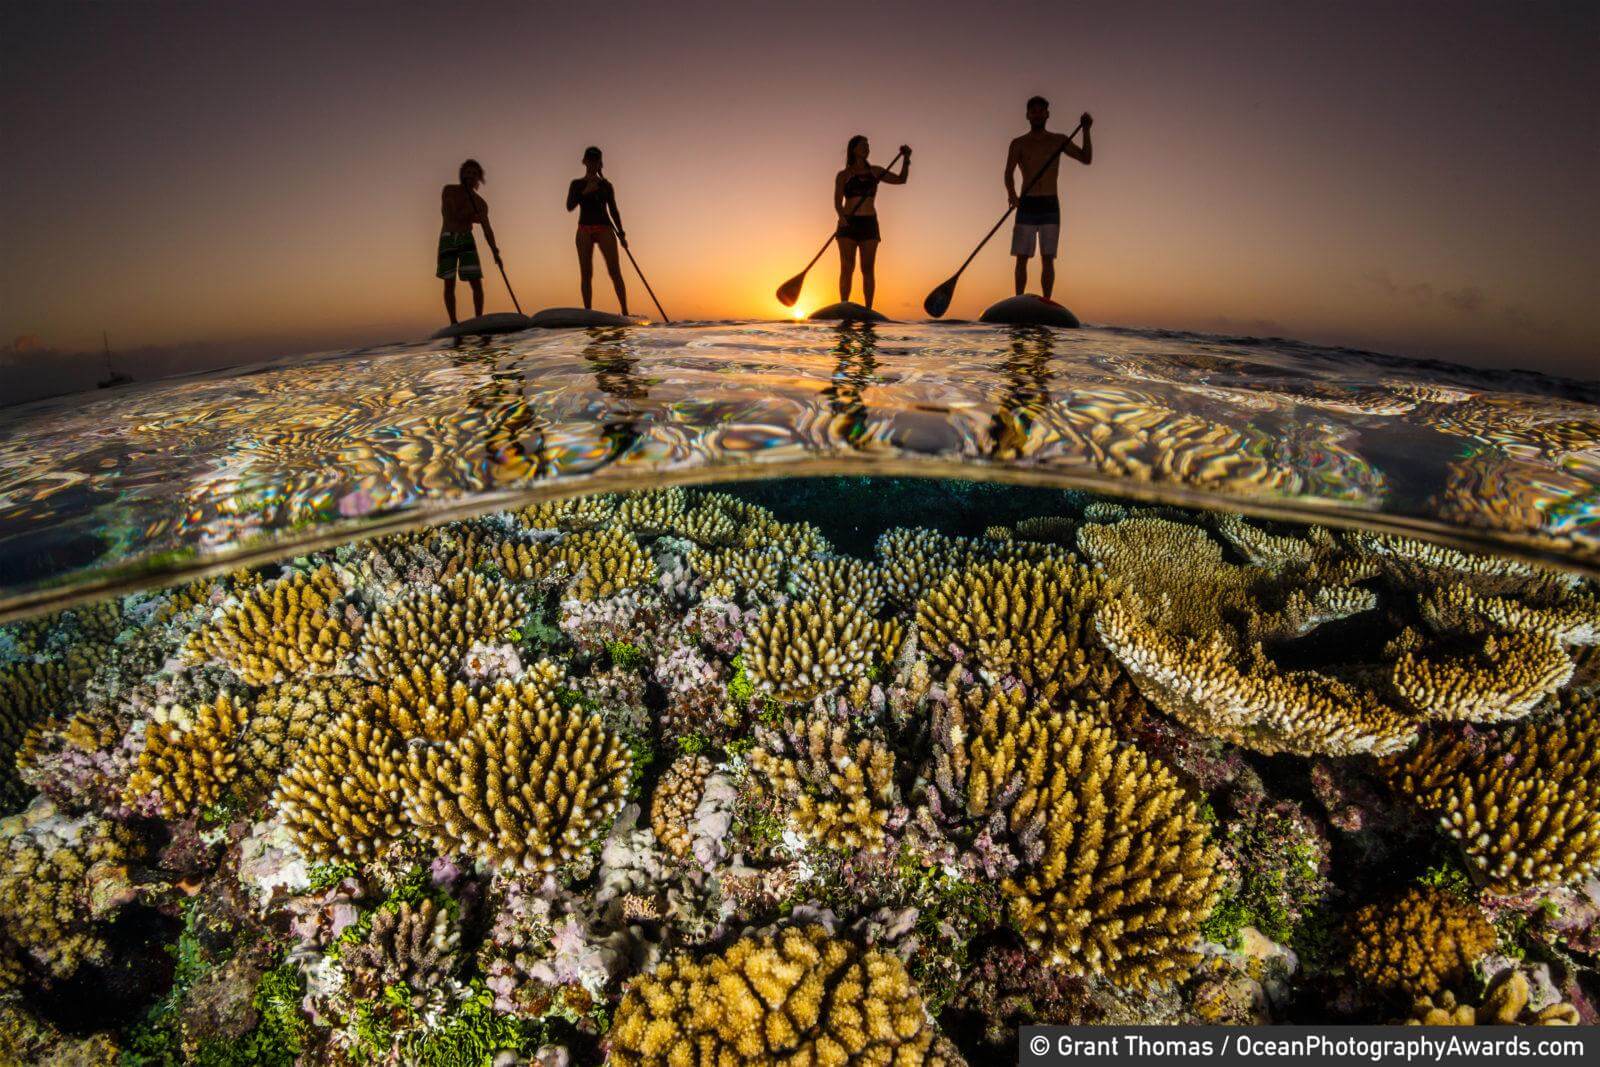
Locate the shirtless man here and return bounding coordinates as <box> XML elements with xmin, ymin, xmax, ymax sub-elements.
<box><xmin>437</xmin><ymin>158</ymin><xmax>501</xmax><ymax>325</ymax></box>
<box><xmin>1004</xmin><ymin>97</ymin><xmax>1092</xmax><ymax>301</ymax></box>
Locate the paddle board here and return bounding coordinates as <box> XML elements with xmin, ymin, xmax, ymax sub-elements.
<box><xmin>978</xmin><ymin>295</ymin><xmax>1080</xmax><ymax>327</ymax></box>
<box><xmin>430</xmin><ymin>313</ymin><xmax>531</xmax><ymax>339</ymax></box>
<box><xmin>807</xmin><ymin>301</ymin><xmax>892</xmax><ymax>323</ymax></box>
<box><xmin>529</xmin><ymin>307</ymin><xmax>647</xmax><ymax>328</ymax></box>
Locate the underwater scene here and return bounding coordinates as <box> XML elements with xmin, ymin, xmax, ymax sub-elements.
<box><xmin>0</xmin><ymin>322</ymin><xmax>1598</xmax><ymax>1064</ymax></box>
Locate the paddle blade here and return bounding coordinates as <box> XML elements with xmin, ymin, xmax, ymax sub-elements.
<box><xmin>923</xmin><ymin>276</ymin><xmax>958</xmax><ymax>318</ymax></box>
<box><xmin>775</xmin><ymin>272</ymin><xmax>807</xmax><ymax>308</ymax></box>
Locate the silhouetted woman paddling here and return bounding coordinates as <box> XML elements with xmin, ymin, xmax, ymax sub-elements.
<box><xmin>567</xmin><ymin>146</ymin><xmax>629</xmax><ymax>316</ymax></box>
<box><xmin>834</xmin><ymin>136</ymin><xmax>910</xmax><ymax>309</ymax></box>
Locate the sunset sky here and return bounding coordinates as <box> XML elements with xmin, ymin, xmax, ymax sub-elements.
<box><xmin>3</xmin><ymin>0</ymin><xmax>1596</xmax><ymax>387</ymax></box>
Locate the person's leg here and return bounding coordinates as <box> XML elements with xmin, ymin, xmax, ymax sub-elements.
<box><xmin>1040</xmin><ymin>257</ymin><xmax>1055</xmax><ymax>301</ymax></box>
<box><xmin>837</xmin><ymin>238</ymin><xmax>857</xmax><ymax>303</ymax></box>
<box><xmin>468</xmin><ymin>277</ymin><xmax>485</xmax><ymax>317</ymax></box>
<box><xmin>443</xmin><ymin>278</ymin><xmax>458</xmax><ymax>324</ymax></box>
<box><xmin>860</xmin><ymin>240</ymin><xmax>879</xmax><ymax>308</ymax></box>
<box><xmin>1014</xmin><ymin>256</ymin><xmax>1028</xmax><ymax>296</ymax></box>
<box><xmin>598</xmin><ymin>231</ymin><xmax>628</xmax><ymax>315</ymax></box>
<box><xmin>1011</xmin><ymin>224</ymin><xmax>1036</xmax><ymax>295</ymax></box>
<box><xmin>576</xmin><ymin>231</ymin><xmax>596</xmax><ymax>309</ymax></box>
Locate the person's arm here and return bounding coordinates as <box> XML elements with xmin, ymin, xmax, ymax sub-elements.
<box><xmin>834</xmin><ymin>170</ymin><xmax>849</xmax><ymax>219</ymax></box>
<box><xmin>877</xmin><ymin>145</ymin><xmax>912</xmax><ymax>185</ymax></box>
<box><xmin>566</xmin><ymin>179</ymin><xmax>581</xmax><ymax>212</ymax></box>
<box><xmin>476</xmin><ymin>195</ymin><xmax>500</xmax><ymax>259</ymax></box>
<box><xmin>1063</xmin><ymin>113</ymin><xmax>1093</xmax><ymax>165</ymax></box>
<box><xmin>441</xmin><ymin>185</ymin><xmax>451</xmax><ymax>222</ymax></box>
<box><xmin>605</xmin><ymin>183</ymin><xmax>625</xmax><ymax>242</ymax></box>
<box><xmin>1004</xmin><ymin>139</ymin><xmax>1021</xmax><ymax>207</ymax></box>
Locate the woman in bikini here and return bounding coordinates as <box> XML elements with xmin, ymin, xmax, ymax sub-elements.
<box><xmin>567</xmin><ymin>146</ymin><xmax>629</xmax><ymax>315</ymax></box>
<box><xmin>834</xmin><ymin>135</ymin><xmax>911</xmax><ymax>309</ymax></box>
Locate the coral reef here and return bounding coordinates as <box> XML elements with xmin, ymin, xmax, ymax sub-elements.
<box><xmin>749</xmin><ymin>713</ymin><xmax>899</xmax><ymax>853</ymax></box>
<box><xmin>184</xmin><ymin>564</ymin><xmax>354</xmax><ymax>686</ymax></box>
<box><xmin>357</xmin><ymin>572</ymin><xmax>526</xmax><ymax>679</ymax></box>
<box><xmin>123</xmin><ymin>693</ymin><xmax>249</xmax><ymax>817</ymax></box>
<box><xmin>745</xmin><ymin>595</ymin><xmax>900</xmax><ymax>701</ymax></box>
<box><xmin>608</xmin><ymin>925</ymin><xmax>960</xmax><ymax>1064</ymax></box>
<box><xmin>1345</xmin><ymin>886</ymin><xmax>1497</xmax><ymax>999</ymax></box>
<box><xmin>1404</xmin><ymin>969</ymin><xmax>1579</xmax><ymax>1025</ymax></box>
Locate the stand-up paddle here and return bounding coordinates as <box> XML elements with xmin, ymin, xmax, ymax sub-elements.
<box><xmin>493</xmin><ymin>252</ymin><xmax>523</xmax><ymax>315</ymax></box>
<box><xmin>923</xmin><ymin>119</ymin><xmax>1084</xmax><ymax>318</ymax></box>
<box><xmin>776</xmin><ymin>147</ymin><xmax>906</xmax><ymax>308</ymax></box>
<box><xmin>614</xmin><ymin>227</ymin><xmax>671</xmax><ymax>324</ymax></box>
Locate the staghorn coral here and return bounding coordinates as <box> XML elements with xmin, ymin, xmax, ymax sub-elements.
<box><xmin>1390</xmin><ymin>631</ymin><xmax>1572</xmax><ymax>723</ymax></box>
<box><xmin>650</xmin><ymin>754</ymin><xmax>713</xmax><ymax>861</ymax></box>
<box><xmin>1404</xmin><ymin>969</ymin><xmax>1579</xmax><ymax>1025</ymax></box>
<box><xmin>516</xmin><ymin>493</ymin><xmax>619</xmax><ymax>532</ymax></box>
<box><xmin>614</xmin><ymin>487</ymin><xmax>690</xmax><ymax>536</ymax></box>
<box><xmin>0</xmin><ymin>799</ymin><xmax>134</xmax><ymax>978</ymax></box>
<box><xmin>938</xmin><ymin>691</ymin><xmax>1224</xmax><ymax>987</ymax></box>
<box><xmin>687</xmin><ymin>544</ymin><xmax>785</xmax><ymax>600</ymax></box>
<box><xmin>237</xmin><ymin>677</ymin><xmax>365</xmax><ymax>802</ymax></box>
<box><xmin>876</xmin><ymin>527</ymin><xmax>977</xmax><ymax>608</ymax></box>
<box><xmin>357</xmin><ymin>571</ymin><xmax>525</xmax><ymax>679</ymax></box>
<box><xmin>608</xmin><ymin>924</ymin><xmax>959</xmax><ymax>1065</ymax></box>
<box><xmin>402</xmin><ymin>676</ymin><xmax>632</xmax><ymax>872</ymax></box>
<box><xmin>745</xmin><ymin>595</ymin><xmax>900</xmax><ymax>701</ymax></box>
<box><xmin>916</xmin><ymin>557</ymin><xmax>1119</xmax><ymax>704</ymax></box>
<box><xmin>123</xmin><ymin>693</ymin><xmax>248</xmax><ymax>817</ymax></box>
<box><xmin>183</xmin><ymin>564</ymin><xmax>354</xmax><ymax>686</ymax></box>
<box><xmin>1384</xmin><ymin>703</ymin><xmax>1600</xmax><ymax>892</ymax></box>
<box><xmin>1097</xmin><ymin>598</ymin><xmax>1417</xmax><ymax>756</ymax></box>
<box><xmin>342</xmin><ymin>897</ymin><xmax>463</xmax><ymax>1001</ymax></box>
<box><xmin>273</xmin><ymin>707</ymin><xmax>408</xmax><ymax>861</ymax></box>
<box><xmin>791</xmin><ymin>555</ymin><xmax>885</xmax><ymax>615</ymax></box>
<box><xmin>749</xmin><ymin>712</ymin><xmax>899</xmax><ymax>853</ymax></box>
<box><xmin>1345</xmin><ymin>886</ymin><xmax>1496</xmax><ymax>999</ymax></box>
<box><xmin>549</xmin><ymin>527</ymin><xmax>657</xmax><ymax>601</ymax></box>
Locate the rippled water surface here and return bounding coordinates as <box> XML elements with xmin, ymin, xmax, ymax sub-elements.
<box><xmin>3</xmin><ymin>320</ymin><xmax>1598</xmax><ymax>620</ymax></box>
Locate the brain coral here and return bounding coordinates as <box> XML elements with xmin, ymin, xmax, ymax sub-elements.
<box><xmin>183</xmin><ymin>564</ymin><xmax>354</xmax><ymax>686</ymax></box>
<box><xmin>1345</xmin><ymin>886</ymin><xmax>1496</xmax><ymax>999</ymax></box>
<box><xmin>608</xmin><ymin>925</ymin><xmax>960</xmax><ymax>1065</ymax></box>
<box><xmin>916</xmin><ymin>557</ymin><xmax>1119</xmax><ymax>704</ymax></box>
<box><xmin>1385</xmin><ymin>702</ymin><xmax>1600</xmax><ymax>892</ymax></box>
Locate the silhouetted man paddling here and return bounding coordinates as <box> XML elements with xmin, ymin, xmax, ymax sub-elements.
<box><xmin>437</xmin><ymin>158</ymin><xmax>502</xmax><ymax>325</ymax></box>
<box><xmin>1004</xmin><ymin>97</ymin><xmax>1092</xmax><ymax>301</ymax></box>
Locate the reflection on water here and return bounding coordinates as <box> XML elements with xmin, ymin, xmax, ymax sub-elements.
<box><xmin>1</xmin><ymin>320</ymin><xmax>1599</xmax><ymax>619</ymax></box>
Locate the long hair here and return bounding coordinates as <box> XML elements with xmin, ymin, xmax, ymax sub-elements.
<box><xmin>459</xmin><ymin>158</ymin><xmax>484</xmax><ymax>184</ymax></box>
<box><xmin>845</xmin><ymin>135</ymin><xmax>868</xmax><ymax>167</ymax></box>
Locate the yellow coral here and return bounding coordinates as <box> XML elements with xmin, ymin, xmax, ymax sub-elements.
<box><xmin>0</xmin><ymin>801</ymin><xmax>132</xmax><ymax>978</ymax></box>
<box><xmin>1097</xmin><ymin>598</ymin><xmax>1417</xmax><ymax>756</ymax></box>
<box><xmin>745</xmin><ymin>595</ymin><xmax>899</xmax><ymax>701</ymax></box>
<box><xmin>357</xmin><ymin>572</ymin><xmax>525</xmax><ymax>679</ymax></box>
<box><xmin>1391</xmin><ymin>632</ymin><xmax>1572</xmax><ymax>723</ymax></box>
<box><xmin>273</xmin><ymin>708</ymin><xmax>408</xmax><ymax>861</ymax></box>
<box><xmin>791</xmin><ymin>555</ymin><xmax>885</xmax><ymax>614</ymax></box>
<box><xmin>402</xmin><ymin>675</ymin><xmax>632</xmax><ymax>872</ymax></box>
<box><xmin>546</xmin><ymin>527</ymin><xmax>656</xmax><ymax>600</ymax></box>
<box><xmin>614</xmin><ymin>487</ymin><xmax>690</xmax><ymax>536</ymax></box>
<box><xmin>875</xmin><ymin>527</ymin><xmax>976</xmax><ymax>608</ymax></box>
<box><xmin>516</xmin><ymin>493</ymin><xmax>619</xmax><ymax>532</ymax></box>
<box><xmin>1405</xmin><ymin>970</ymin><xmax>1579</xmax><ymax>1025</ymax></box>
<box><xmin>1345</xmin><ymin>886</ymin><xmax>1496</xmax><ymax>998</ymax></box>
<box><xmin>1385</xmin><ymin>704</ymin><xmax>1600</xmax><ymax>892</ymax></box>
<box><xmin>124</xmin><ymin>694</ymin><xmax>248</xmax><ymax>817</ymax></box>
<box><xmin>237</xmin><ymin>678</ymin><xmax>365</xmax><ymax>802</ymax></box>
<box><xmin>749</xmin><ymin>713</ymin><xmax>898</xmax><ymax>852</ymax></box>
<box><xmin>916</xmin><ymin>557</ymin><xmax>1119</xmax><ymax>704</ymax></box>
<box><xmin>609</xmin><ymin>925</ymin><xmax>958</xmax><ymax>1065</ymax></box>
<box><xmin>184</xmin><ymin>564</ymin><xmax>354</xmax><ymax>686</ymax></box>
<box><xmin>688</xmin><ymin>544</ymin><xmax>784</xmax><ymax>598</ymax></box>
<box><xmin>1</xmin><ymin>660</ymin><xmax>76</xmax><ymax>810</ymax></box>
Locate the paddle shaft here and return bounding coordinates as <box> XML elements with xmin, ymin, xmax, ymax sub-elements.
<box><xmin>796</xmin><ymin>147</ymin><xmax>908</xmax><ymax>279</ymax></box>
<box><xmin>595</xmin><ymin>167</ymin><xmax>671</xmax><ymax>323</ymax></box>
<box><xmin>948</xmin><ymin>119</ymin><xmax>1085</xmax><ymax>283</ymax></box>
<box><xmin>462</xmin><ymin>183</ymin><xmax>523</xmax><ymax>314</ymax></box>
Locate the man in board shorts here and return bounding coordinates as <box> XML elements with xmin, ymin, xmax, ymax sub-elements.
<box><xmin>437</xmin><ymin>158</ymin><xmax>501</xmax><ymax>325</ymax></box>
<box><xmin>1004</xmin><ymin>96</ymin><xmax>1092</xmax><ymax>301</ymax></box>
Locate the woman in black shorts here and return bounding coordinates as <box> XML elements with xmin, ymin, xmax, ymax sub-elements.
<box><xmin>834</xmin><ymin>135</ymin><xmax>910</xmax><ymax>309</ymax></box>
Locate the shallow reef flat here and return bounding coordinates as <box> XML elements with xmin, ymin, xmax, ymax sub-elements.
<box><xmin>1</xmin><ymin>480</ymin><xmax>1597</xmax><ymax>1063</ymax></box>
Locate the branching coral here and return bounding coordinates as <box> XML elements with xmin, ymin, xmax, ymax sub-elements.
<box><xmin>748</xmin><ymin>712</ymin><xmax>899</xmax><ymax>852</ymax></box>
<box><xmin>614</xmin><ymin>487</ymin><xmax>690</xmax><ymax>536</ymax></box>
<box><xmin>343</xmin><ymin>898</ymin><xmax>463</xmax><ymax>1000</ymax></box>
<box><xmin>960</xmin><ymin>699</ymin><xmax>1223</xmax><ymax>988</ymax></box>
<box><xmin>1421</xmin><ymin>582</ymin><xmax>1600</xmax><ymax>647</ymax></box>
<box><xmin>184</xmin><ymin>564</ymin><xmax>354</xmax><ymax>686</ymax></box>
<box><xmin>402</xmin><ymin>676</ymin><xmax>632</xmax><ymax>872</ymax></box>
<box><xmin>357</xmin><ymin>572</ymin><xmax>525</xmax><ymax>679</ymax></box>
<box><xmin>745</xmin><ymin>595</ymin><xmax>900</xmax><ymax>701</ymax></box>
<box><xmin>791</xmin><ymin>555</ymin><xmax>886</xmax><ymax>615</ymax></box>
<box><xmin>1078</xmin><ymin>517</ymin><xmax>1252</xmax><ymax>635</ymax></box>
<box><xmin>516</xmin><ymin>493</ymin><xmax>619</xmax><ymax>532</ymax></box>
<box><xmin>916</xmin><ymin>557</ymin><xmax>1119</xmax><ymax>704</ymax></box>
<box><xmin>1</xmin><ymin>660</ymin><xmax>78</xmax><ymax>810</ymax></box>
<box><xmin>687</xmin><ymin>544</ymin><xmax>785</xmax><ymax>600</ymax></box>
<box><xmin>876</xmin><ymin>527</ymin><xmax>978</xmax><ymax>608</ymax></box>
<box><xmin>274</xmin><ymin>707</ymin><xmax>408</xmax><ymax>861</ymax></box>
<box><xmin>1345</xmin><ymin>886</ymin><xmax>1496</xmax><ymax>999</ymax></box>
<box><xmin>0</xmin><ymin>800</ymin><xmax>134</xmax><ymax>977</ymax></box>
<box><xmin>1014</xmin><ymin>515</ymin><xmax>1076</xmax><ymax>546</ymax></box>
<box><xmin>547</xmin><ymin>527</ymin><xmax>657</xmax><ymax>601</ymax></box>
<box><xmin>238</xmin><ymin>678</ymin><xmax>366</xmax><ymax>802</ymax></box>
<box><xmin>1390</xmin><ymin>632</ymin><xmax>1572</xmax><ymax>723</ymax></box>
<box><xmin>1404</xmin><ymin>969</ymin><xmax>1579</xmax><ymax>1025</ymax></box>
<box><xmin>1097</xmin><ymin>598</ymin><xmax>1417</xmax><ymax>756</ymax></box>
<box><xmin>608</xmin><ymin>925</ymin><xmax>958</xmax><ymax>1065</ymax></box>
<box><xmin>650</xmin><ymin>754</ymin><xmax>713</xmax><ymax>861</ymax></box>
<box><xmin>1384</xmin><ymin>703</ymin><xmax>1600</xmax><ymax>892</ymax></box>
<box><xmin>124</xmin><ymin>693</ymin><xmax>248</xmax><ymax>817</ymax></box>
